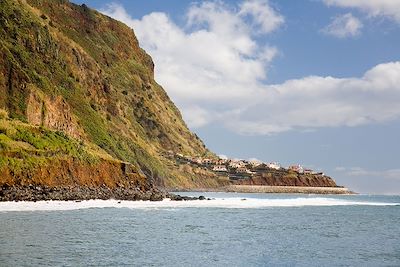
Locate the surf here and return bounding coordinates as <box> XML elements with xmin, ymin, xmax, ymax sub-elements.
<box><xmin>0</xmin><ymin>196</ymin><xmax>398</xmax><ymax>212</ymax></box>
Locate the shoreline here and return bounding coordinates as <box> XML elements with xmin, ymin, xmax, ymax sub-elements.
<box><xmin>172</xmin><ymin>185</ymin><xmax>355</xmax><ymax>195</ymax></box>
<box><xmin>0</xmin><ymin>185</ymin><xmax>201</xmax><ymax>202</ymax></box>
<box><xmin>0</xmin><ymin>184</ymin><xmax>354</xmax><ymax>202</ymax></box>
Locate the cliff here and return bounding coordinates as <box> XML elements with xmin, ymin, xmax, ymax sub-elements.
<box><xmin>0</xmin><ymin>0</ymin><xmax>213</xmax><ymax>189</ymax></box>
<box><xmin>0</xmin><ymin>0</ymin><xmax>342</xmax><ymax>194</ymax></box>
<box><xmin>234</xmin><ymin>172</ymin><xmax>337</xmax><ymax>187</ymax></box>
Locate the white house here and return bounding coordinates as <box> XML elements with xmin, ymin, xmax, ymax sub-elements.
<box><xmin>189</xmin><ymin>157</ymin><xmax>202</xmax><ymax>164</ymax></box>
<box><xmin>213</xmin><ymin>165</ymin><xmax>228</xmax><ymax>172</ymax></box>
<box><xmin>304</xmin><ymin>169</ymin><xmax>313</xmax><ymax>174</ymax></box>
<box><xmin>236</xmin><ymin>167</ymin><xmax>253</xmax><ymax>174</ymax></box>
<box><xmin>217</xmin><ymin>158</ymin><xmax>228</xmax><ymax>165</ymax></box>
<box><xmin>229</xmin><ymin>161</ymin><xmax>244</xmax><ymax>168</ymax></box>
<box><xmin>267</xmin><ymin>162</ymin><xmax>281</xmax><ymax>170</ymax></box>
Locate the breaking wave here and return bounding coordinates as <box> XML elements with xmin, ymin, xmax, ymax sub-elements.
<box><xmin>0</xmin><ymin>197</ymin><xmax>398</xmax><ymax>212</ymax></box>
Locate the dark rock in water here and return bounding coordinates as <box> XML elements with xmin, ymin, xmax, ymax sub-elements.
<box><xmin>150</xmin><ymin>193</ymin><xmax>163</xmax><ymax>201</ymax></box>
<box><xmin>0</xmin><ymin>184</ymin><xmax>203</xmax><ymax>202</ymax></box>
<box><xmin>199</xmin><ymin>195</ymin><xmax>206</xmax><ymax>200</ymax></box>
<box><xmin>167</xmin><ymin>194</ymin><xmax>200</xmax><ymax>201</ymax></box>
<box><xmin>172</xmin><ymin>195</ymin><xmax>183</xmax><ymax>201</ymax></box>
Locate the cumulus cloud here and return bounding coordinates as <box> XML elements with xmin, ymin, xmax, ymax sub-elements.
<box><xmin>101</xmin><ymin>2</ymin><xmax>400</xmax><ymax>135</ymax></box>
<box><xmin>322</xmin><ymin>13</ymin><xmax>363</xmax><ymax>38</ymax></box>
<box><xmin>232</xmin><ymin>62</ymin><xmax>400</xmax><ymax>135</ymax></box>
<box><xmin>239</xmin><ymin>0</ymin><xmax>284</xmax><ymax>33</ymax></box>
<box><xmin>324</xmin><ymin>0</ymin><xmax>400</xmax><ymax>23</ymax></box>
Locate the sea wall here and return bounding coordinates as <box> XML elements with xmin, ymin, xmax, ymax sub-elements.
<box><xmin>224</xmin><ymin>185</ymin><xmax>353</xmax><ymax>194</ymax></box>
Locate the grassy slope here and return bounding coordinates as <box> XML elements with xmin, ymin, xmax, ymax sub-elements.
<box><xmin>0</xmin><ymin>109</ymin><xmax>110</xmax><ymax>174</ymax></box>
<box><xmin>0</xmin><ymin>0</ymin><xmax>218</xmax><ymax>188</ymax></box>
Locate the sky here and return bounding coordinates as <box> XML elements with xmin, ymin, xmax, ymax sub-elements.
<box><xmin>72</xmin><ymin>0</ymin><xmax>400</xmax><ymax>194</ymax></box>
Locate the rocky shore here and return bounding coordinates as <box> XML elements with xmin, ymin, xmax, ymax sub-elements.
<box><xmin>0</xmin><ymin>185</ymin><xmax>204</xmax><ymax>202</ymax></box>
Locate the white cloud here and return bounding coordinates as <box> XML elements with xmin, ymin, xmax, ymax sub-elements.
<box><xmin>324</xmin><ymin>0</ymin><xmax>400</xmax><ymax>23</ymax></box>
<box><xmin>183</xmin><ymin>105</ymin><xmax>212</xmax><ymax>128</ymax></box>
<box><xmin>232</xmin><ymin>62</ymin><xmax>400</xmax><ymax>135</ymax></box>
<box><xmin>322</xmin><ymin>13</ymin><xmax>363</xmax><ymax>38</ymax></box>
<box><xmin>102</xmin><ymin>2</ymin><xmax>400</xmax><ymax>135</ymax></box>
<box><xmin>239</xmin><ymin>0</ymin><xmax>284</xmax><ymax>33</ymax></box>
<box><xmin>101</xmin><ymin>3</ymin><xmax>136</xmax><ymax>27</ymax></box>
<box><xmin>334</xmin><ymin>166</ymin><xmax>346</xmax><ymax>171</ymax></box>
<box><xmin>336</xmin><ymin>167</ymin><xmax>400</xmax><ymax>180</ymax></box>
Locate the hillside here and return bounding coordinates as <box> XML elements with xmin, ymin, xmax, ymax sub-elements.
<box><xmin>0</xmin><ymin>0</ymin><xmax>221</xmax><ymax>190</ymax></box>
<box><xmin>0</xmin><ymin>0</ymin><xmax>343</xmax><ymax>195</ymax></box>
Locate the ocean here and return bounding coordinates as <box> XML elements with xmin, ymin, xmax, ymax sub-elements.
<box><xmin>0</xmin><ymin>192</ymin><xmax>399</xmax><ymax>266</ymax></box>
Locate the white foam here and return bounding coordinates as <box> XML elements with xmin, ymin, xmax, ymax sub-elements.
<box><xmin>0</xmin><ymin>197</ymin><xmax>398</xmax><ymax>212</ymax></box>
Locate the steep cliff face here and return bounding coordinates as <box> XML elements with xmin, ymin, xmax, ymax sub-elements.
<box><xmin>0</xmin><ymin>0</ymin><xmax>212</xmax><ymax>188</ymax></box>
<box><xmin>0</xmin><ymin>114</ymin><xmax>149</xmax><ymax>189</ymax></box>
<box><xmin>25</xmin><ymin>84</ymin><xmax>85</xmax><ymax>139</ymax></box>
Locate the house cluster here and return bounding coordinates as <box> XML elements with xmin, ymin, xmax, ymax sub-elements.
<box><xmin>169</xmin><ymin>152</ymin><xmax>324</xmax><ymax>180</ymax></box>
<box><xmin>287</xmin><ymin>164</ymin><xmax>324</xmax><ymax>175</ymax></box>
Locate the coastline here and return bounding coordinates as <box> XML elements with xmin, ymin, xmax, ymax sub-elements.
<box><xmin>0</xmin><ymin>185</ymin><xmax>200</xmax><ymax>202</ymax></box>
<box><xmin>174</xmin><ymin>185</ymin><xmax>355</xmax><ymax>195</ymax></box>
<box><xmin>0</xmin><ymin>184</ymin><xmax>354</xmax><ymax>202</ymax></box>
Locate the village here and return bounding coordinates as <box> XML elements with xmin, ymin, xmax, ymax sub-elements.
<box><xmin>166</xmin><ymin>152</ymin><xmax>325</xmax><ymax>181</ymax></box>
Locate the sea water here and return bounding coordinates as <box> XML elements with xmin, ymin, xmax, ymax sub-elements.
<box><xmin>0</xmin><ymin>193</ymin><xmax>399</xmax><ymax>266</ymax></box>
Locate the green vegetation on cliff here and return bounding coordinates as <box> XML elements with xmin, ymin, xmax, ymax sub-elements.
<box><xmin>0</xmin><ymin>0</ymin><xmax>215</xmax><ymax>188</ymax></box>
<box><xmin>0</xmin><ymin>109</ymin><xmax>108</xmax><ymax>174</ymax></box>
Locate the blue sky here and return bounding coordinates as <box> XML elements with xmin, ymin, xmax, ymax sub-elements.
<box><xmin>73</xmin><ymin>0</ymin><xmax>400</xmax><ymax>194</ymax></box>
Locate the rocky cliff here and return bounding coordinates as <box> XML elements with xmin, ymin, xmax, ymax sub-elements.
<box><xmin>0</xmin><ymin>0</ymin><xmax>213</xmax><ymax>190</ymax></box>
<box><xmin>234</xmin><ymin>172</ymin><xmax>337</xmax><ymax>187</ymax></box>
<box><xmin>0</xmin><ymin>0</ymin><xmax>342</xmax><ymax>193</ymax></box>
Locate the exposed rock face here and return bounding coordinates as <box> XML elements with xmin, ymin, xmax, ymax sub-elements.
<box><xmin>26</xmin><ymin>85</ymin><xmax>84</xmax><ymax>139</ymax></box>
<box><xmin>26</xmin><ymin>87</ymin><xmax>43</xmax><ymax>126</ymax></box>
<box><xmin>0</xmin><ymin>158</ymin><xmax>149</xmax><ymax>190</ymax></box>
<box><xmin>235</xmin><ymin>173</ymin><xmax>337</xmax><ymax>187</ymax></box>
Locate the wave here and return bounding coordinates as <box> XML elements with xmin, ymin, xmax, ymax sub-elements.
<box><xmin>0</xmin><ymin>197</ymin><xmax>398</xmax><ymax>212</ymax></box>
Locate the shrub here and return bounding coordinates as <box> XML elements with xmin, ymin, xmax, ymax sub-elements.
<box><xmin>0</xmin><ymin>109</ymin><xmax>9</xmax><ymax>119</ymax></box>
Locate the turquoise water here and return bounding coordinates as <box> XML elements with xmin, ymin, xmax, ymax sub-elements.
<box><xmin>0</xmin><ymin>193</ymin><xmax>399</xmax><ymax>266</ymax></box>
